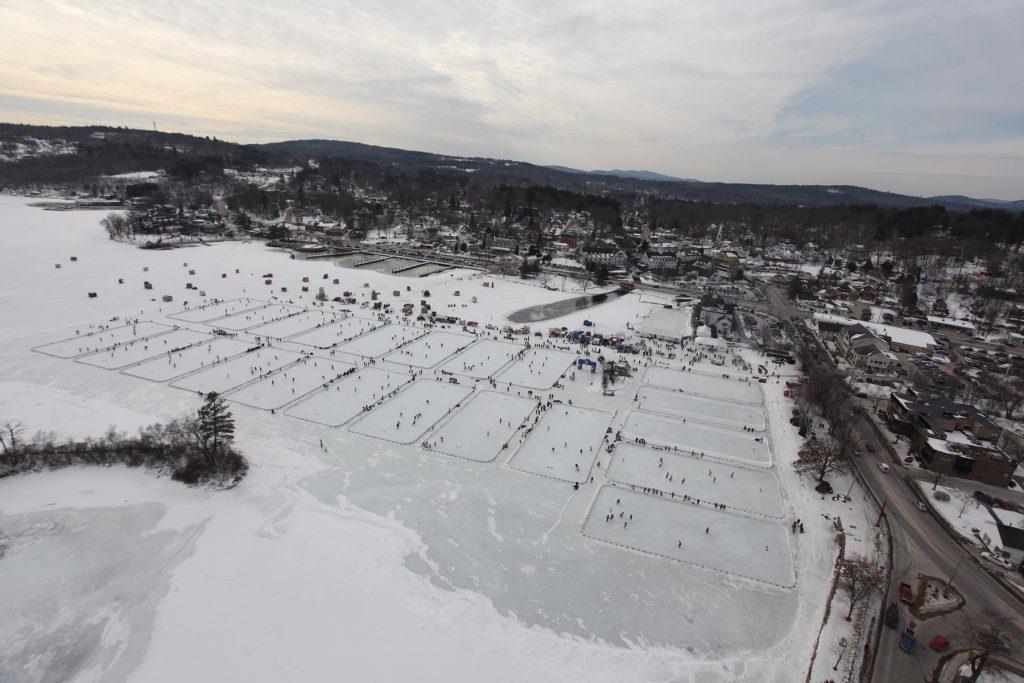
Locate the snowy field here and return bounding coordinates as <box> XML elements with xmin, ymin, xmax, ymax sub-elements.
<box><xmin>425</xmin><ymin>391</ymin><xmax>538</xmax><ymax>462</ymax></box>
<box><xmin>508</xmin><ymin>405</ymin><xmax>613</xmax><ymax>481</ymax></box>
<box><xmin>622</xmin><ymin>411</ymin><xmax>773</xmax><ymax>467</ymax></box>
<box><xmin>383</xmin><ymin>330</ymin><xmax>476</xmax><ymax>368</ymax></box>
<box><xmin>285</xmin><ymin>367</ymin><xmax>411</xmax><ymax>426</ymax></box>
<box><xmin>288</xmin><ymin>315</ymin><xmax>383</xmax><ymax>348</ymax></box>
<box><xmin>637</xmin><ymin>385</ymin><xmax>766</xmax><ymax>430</ymax></box>
<box><xmin>336</xmin><ymin>323</ymin><xmax>426</xmax><ymax>358</ymax></box>
<box><xmin>636</xmin><ymin>305</ymin><xmax>693</xmax><ymax>340</ymax></box>
<box><xmin>0</xmin><ymin>196</ymin><xmax>835</xmax><ymax>683</ymax></box>
<box><xmin>438</xmin><ymin>338</ymin><xmax>524</xmax><ymax>378</ymax></box>
<box><xmin>168</xmin><ymin>297</ymin><xmax>267</xmax><ymax>323</ymax></box>
<box><xmin>582</xmin><ymin>486</ymin><xmax>795</xmax><ymax>587</ymax></box>
<box><xmin>76</xmin><ymin>328</ymin><xmax>214</xmax><ymax>369</ymax></box>
<box><xmin>348</xmin><ymin>379</ymin><xmax>473</xmax><ymax>443</ymax></box>
<box><xmin>644</xmin><ymin>366</ymin><xmax>763</xmax><ymax>404</ymax></box>
<box><xmin>224</xmin><ymin>355</ymin><xmax>355</xmax><ymax>410</ymax></box>
<box><xmin>170</xmin><ymin>347</ymin><xmax>303</xmax><ymax>395</ymax></box>
<box><xmin>495</xmin><ymin>346</ymin><xmax>575</xmax><ymax>389</ymax></box>
<box><xmin>205</xmin><ymin>303</ymin><xmax>302</xmax><ymax>331</ymax></box>
<box><xmin>607</xmin><ymin>443</ymin><xmax>785</xmax><ymax>518</ymax></box>
<box><xmin>123</xmin><ymin>337</ymin><xmax>254</xmax><ymax>382</ymax></box>
<box><xmin>32</xmin><ymin>320</ymin><xmax>171</xmax><ymax>358</ymax></box>
<box><xmin>245</xmin><ymin>308</ymin><xmax>338</xmax><ymax>340</ymax></box>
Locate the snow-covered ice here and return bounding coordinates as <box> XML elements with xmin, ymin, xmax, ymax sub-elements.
<box><xmin>170</xmin><ymin>347</ymin><xmax>303</xmax><ymax>395</ymax></box>
<box><xmin>123</xmin><ymin>337</ymin><xmax>254</xmax><ymax>382</ymax></box>
<box><xmin>336</xmin><ymin>323</ymin><xmax>426</xmax><ymax>357</ymax></box>
<box><xmin>637</xmin><ymin>385</ymin><xmax>766</xmax><ymax>430</ymax></box>
<box><xmin>607</xmin><ymin>443</ymin><xmax>784</xmax><ymax>518</ymax></box>
<box><xmin>225</xmin><ymin>355</ymin><xmax>355</xmax><ymax>410</ymax></box>
<box><xmin>383</xmin><ymin>330</ymin><xmax>476</xmax><ymax>368</ymax></box>
<box><xmin>284</xmin><ymin>367</ymin><xmax>411</xmax><ymax>426</ymax></box>
<box><xmin>582</xmin><ymin>486</ymin><xmax>795</xmax><ymax>587</ymax></box>
<box><xmin>644</xmin><ymin>366</ymin><xmax>763</xmax><ymax>404</ymax></box>
<box><xmin>495</xmin><ymin>347</ymin><xmax>575</xmax><ymax>389</ymax></box>
<box><xmin>508</xmin><ymin>404</ymin><xmax>613</xmax><ymax>481</ymax></box>
<box><xmin>425</xmin><ymin>390</ymin><xmax>538</xmax><ymax>462</ymax></box>
<box><xmin>205</xmin><ymin>303</ymin><xmax>302</xmax><ymax>331</ymax></box>
<box><xmin>76</xmin><ymin>328</ymin><xmax>213</xmax><ymax>369</ymax></box>
<box><xmin>621</xmin><ymin>411</ymin><xmax>773</xmax><ymax>467</ymax></box>
<box><xmin>245</xmin><ymin>308</ymin><xmax>339</xmax><ymax>341</ymax></box>
<box><xmin>32</xmin><ymin>321</ymin><xmax>171</xmax><ymax>358</ymax></box>
<box><xmin>168</xmin><ymin>297</ymin><xmax>267</xmax><ymax>323</ymax></box>
<box><xmin>348</xmin><ymin>379</ymin><xmax>473</xmax><ymax>443</ymax></box>
<box><xmin>287</xmin><ymin>315</ymin><xmax>383</xmax><ymax>349</ymax></box>
<box><xmin>438</xmin><ymin>338</ymin><xmax>524</xmax><ymax>378</ymax></box>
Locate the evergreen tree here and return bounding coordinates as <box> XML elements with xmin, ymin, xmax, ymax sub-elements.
<box><xmin>197</xmin><ymin>392</ymin><xmax>235</xmax><ymax>464</ymax></box>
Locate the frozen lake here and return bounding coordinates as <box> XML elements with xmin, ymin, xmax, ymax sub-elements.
<box><xmin>33</xmin><ymin>321</ymin><xmax>171</xmax><ymax>358</ymax></box>
<box><xmin>225</xmin><ymin>355</ymin><xmax>356</xmax><ymax>410</ymax></box>
<box><xmin>77</xmin><ymin>328</ymin><xmax>213</xmax><ymax>369</ymax></box>
<box><xmin>495</xmin><ymin>347</ymin><xmax>575</xmax><ymax>389</ymax></box>
<box><xmin>285</xmin><ymin>367</ymin><xmax>411</xmax><ymax>426</ymax></box>
<box><xmin>348</xmin><ymin>379</ymin><xmax>474</xmax><ymax>443</ymax></box>
<box><xmin>170</xmin><ymin>347</ymin><xmax>303</xmax><ymax>395</ymax></box>
<box><xmin>383</xmin><ymin>330</ymin><xmax>476</xmax><ymax>368</ymax></box>
<box><xmin>336</xmin><ymin>323</ymin><xmax>426</xmax><ymax>358</ymax></box>
<box><xmin>168</xmin><ymin>297</ymin><xmax>268</xmax><ymax>323</ymax></box>
<box><xmin>644</xmin><ymin>366</ymin><xmax>763</xmax><ymax>404</ymax></box>
<box><xmin>508</xmin><ymin>404</ymin><xmax>613</xmax><ymax>482</ymax></box>
<box><xmin>425</xmin><ymin>391</ymin><xmax>538</xmax><ymax>462</ymax></box>
<box><xmin>621</xmin><ymin>411</ymin><xmax>773</xmax><ymax>467</ymax></box>
<box><xmin>637</xmin><ymin>385</ymin><xmax>766</xmax><ymax>430</ymax></box>
<box><xmin>438</xmin><ymin>338</ymin><xmax>524</xmax><ymax>379</ymax></box>
<box><xmin>288</xmin><ymin>316</ymin><xmax>384</xmax><ymax>349</ymax></box>
<box><xmin>123</xmin><ymin>337</ymin><xmax>254</xmax><ymax>382</ymax></box>
<box><xmin>246</xmin><ymin>308</ymin><xmax>339</xmax><ymax>341</ymax></box>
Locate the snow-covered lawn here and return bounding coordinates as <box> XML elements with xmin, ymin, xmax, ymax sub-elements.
<box><xmin>621</xmin><ymin>411</ymin><xmax>773</xmax><ymax>467</ymax></box>
<box><xmin>508</xmin><ymin>405</ymin><xmax>613</xmax><ymax>482</ymax></box>
<box><xmin>168</xmin><ymin>297</ymin><xmax>267</xmax><ymax>323</ymax></box>
<box><xmin>245</xmin><ymin>308</ymin><xmax>338</xmax><ymax>341</ymax></box>
<box><xmin>930</xmin><ymin>484</ymin><xmax>993</xmax><ymax>546</ymax></box>
<box><xmin>383</xmin><ymin>330</ymin><xmax>476</xmax><ymax>368</ymax></box>
<box><xmin>76</xmin><ymin>328</ymin><xmax>213</xmax><ymax>369</ymax></box>
<box><xmin>438</xmin><ymin>338</ymin><xmax>525</xmax><ymax>378</ymax></box>
<box><xmin>225</xmin><ymin>355</ymin><xmax>356</xmax><ymax>410</ymax></box>
<box><xmin>582</xmin><ymin>486</ymin><xmax>795</xmax><ymax>587</ymax></box>
<box><xmin>285</xmin><ymin>367</ymin><xmax>411</xmax><ymax>426</ymax></box>
<box><xmin>607</xmin><ymin>443</ymin><xmax>785</xmax><ymax>518</ymax></box>
<box><xmin>348</xmin><ymin>379</ymin><xmax>473</xmax><ymax>443</ymax></box>
<box><xmin>336</xmin><ymin>323</ymin><xmax>426</xmax><ymax>357</ymax></box>
<box><xmin>32</xmin><ymin>321</ymin><xmax>172</xmax><ymax>358</ymax></box>
<box><xmin>637</xmin><ymin>385</ymin><xmax>766</xmax><ymax>430</ymax></box>
<box><xmin>495</xmin><ymin>347</ymin><xmax>575</xmax><ymax>389</ymax></box>
<box><xmin>288</xmin><ymin>315</ymin><xmax>384</xmax><ymax>349</ymax></box>
<box><xmin>644</xmin><ymin>366</ymin><xmax>763</xmax><ymax>404</ymax></box>
<box><xmin>425</xmin><ymin>390</ymin><xmax>538</xmax><ymax>462</ymax></box>
<box><xmin>170</xmin><ymin>347</ymin><xmax>302</xmax><ymax>395</ymax></box>
<box><xmin>123</xmin><ymin>337</ymin><xmax>254</xmax><ymax>382</ymax></box>
<box><xmin>205</xmin><ymin>303</ymin><xmax>302</xmax><ymax>331</ymax></box>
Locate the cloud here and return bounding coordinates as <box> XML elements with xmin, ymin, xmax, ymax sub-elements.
<box><xmin>0</xmin><ymin>0</ymin><xmax>1021</xmax><ymax>197</ymax></box>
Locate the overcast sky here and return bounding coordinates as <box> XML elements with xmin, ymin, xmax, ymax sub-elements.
<box><xmin>1</xmin><ymin>0</ymin><xmax>1021</xmax><ymax>199</ymax></box>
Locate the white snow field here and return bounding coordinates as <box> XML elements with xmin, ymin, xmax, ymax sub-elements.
<box><xmin>123</xmin><ymin>337</ymin><xmax>254</xmax><ymax>382</ymax></box>
<box><xmin>32</xmin><ymin>320</ymin><xmax>171</xmax><ymax>358</ymax></box>
<box><xmin>495</xmin><ymin>346</ymin><xmax>575</xmax><ymax>389</ymax></box>
<box><xmin>348</xmin><ymin>379</ymin><xmax>473</xmax><ymax>443</ymax></box>
<box><xmin>224</xmin><ymin>355</ymin><xmax>355</xmax><ymax>410</ymax></box>
<box><xmin>204</xmin><ymin>303</ymin><xmax>302</xmax><ymax>331</ymax></box>
<box><xmin>438</xmin><ymin>338</ymin><xmax>524</xmax><ymax>378</ymax></box>
<box><xmin>621</xmin><ymin>411</ymin><xmax>773</xmax><ymax>467</ymax></box>
<box><xmin>288</xmin><ymin>315</ymin><xmax>383</xmax><ymax>349</ymax></box>
<box><xmin>637</xmin><ymin>385</ymin><xmax>766</xmax><ymax>430</ymax></box>
<box><xmin>76</xmin><ymin>328</ymin><xmax>214</xmax><ymax>369</ymax></box>
<box><xmin>383</xmin><ymin>330</ymin><xmax>476</xmax><ymax>368</ymax></box>
<box><xmin>425</xmin><ymin>391</ymin><xmax>538</xmax><ymax>462</ymax></box>
<box><xmin>167</xmin><ymin>297</ymin><xmax>267</xmax><ymax>323</ymax></box>
<box><xmin>245</xmin><ymin>307</ymin><xmax>339</xmax><ymax>340</ymax></box>
<box><xmin>606</xmin><ymin>443</ymin><xmax>785</xmax><ymax>518</ymax></box>
<box><xmin>582</xmin><ymin>486</ymin><xmax>795</xmax><ymax>587</ymax></box>
<box><xmin>0</xmin><ymin>196</ymin><xmax>838</xmax><ymax>683</ymax></box>
<box><xmin>336</xmin><ymin>323</ymin><xmax>426</xmax><ymax>357</ymax></box>
<box><xmin>508</xmin><ymin>405</ymin><xmax>613</xmax><ymax>481</ymax></box>
<box><xmin>285</xmin><ymin>367</ymin><xmax>412</xmax><ymax>426</ymax></box>
<box><xmin>170</xmin><ymin>347</ymin><xmax>303</xmax><ymax>395</ymax></box>
<box><xmin>644</xmin><ymin>366</ymin><xmax>763</xmax><ymax>404</ymax></box>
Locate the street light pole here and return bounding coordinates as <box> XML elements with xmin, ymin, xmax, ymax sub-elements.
<box><xmin>833</xmin><ymin>637</ymin><xmax>849</xmax><ymax>671</ymax></box>
<box><xmin>947</xmin><ymin>550</ymin><xmax>965</xmax><ymax>588</ymax></box>
<box><xmin>932</xmin><ymin>470</ymin><xmax>943</xmax><ymax>491</ymax></box>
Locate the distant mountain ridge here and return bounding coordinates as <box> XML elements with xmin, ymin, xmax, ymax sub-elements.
<box><xmin>1</xmin><ymin>123</ymin><xmax>1021</xmax><ymax>211</ymax></box>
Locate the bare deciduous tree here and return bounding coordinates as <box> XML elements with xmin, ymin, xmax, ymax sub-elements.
<box><xmin>839</xmin><ymin>555</ymin><xmax>885</xmax><ymax>621</ymax></box>
<box><xmin>794</xmin><ymin>436</ymin><xmax>849</xmax><ymax>482</ymax></box>
<box><xmin>958</xmin><ymin>609</ymin><xmax>1015</xmax><ymax>682</ymax></box>
<box><xmin>0</xmin><ymin>419</ymin><xmax>25</xmax><ymax>465</ymax></box>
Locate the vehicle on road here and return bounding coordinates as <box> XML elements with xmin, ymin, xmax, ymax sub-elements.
<box><xmin>899</xmin><ymin>582</ymin><xmax>914</xmax><ymax>604</ymax></box>
<box><xmin>915</xmin><ymin>501</ymin><xmax>928</xmax><ymax>512</ymax></box>
<box><xmin>899</xmin><ymin>625</ymin><xmax>917</xmax><ymax>653</ymax></box>
<box><xmin>852</xmin><ymin>445</ymin><xmax>863</xmax><ymax>457</ymax></box>
<box><xmin>866</xmin><ymin>443</ymin><xmax>876</xmax><ymax>453</ymax></box>
<box><xmin>982</xmin><ymin>552</ymin><xmax>1016</xmax><ymax>570</ymax></box>
<box><xmin>884</xmin><ymin>602</ymin><xmax>899</xmax><ymax>629</ymax></box>
<box><xmin>878</xmin><ymin>463</ymin><xmax>891</xmax><ymax>474</ymax></box>
<box><xmin>929</xmin><ymin>635</ymin><xmax>949</xmax><ymax>652</ymax></box>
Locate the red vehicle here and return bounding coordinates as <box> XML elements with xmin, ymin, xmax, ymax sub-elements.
<box><xmin>866</xmin><ymin>443</ymin><xmax>876</xmax><ymax>453</ymax></box>
<box><xmin>929</xmin><ymin>635</ymin><xmax>949</xmax><ymax>652</ymax></box>
<box><xmin>899</xmin><ymin>582</ymin><xmax>914</xmax><ymax>605</ymax></box>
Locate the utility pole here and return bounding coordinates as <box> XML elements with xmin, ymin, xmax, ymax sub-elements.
<box><xmin>932</xmin><ymin>470</ymin><xmax>943</xmax><ymax>491</ymax></box>
<box><xmin>947</xmin><ymin>550</ymin><xmax>965</xmax><ymax>588</ymax></box>
<box><xmin>876</xmin><ymin>499</ymin><xmax>887</xmax><ymax>527</ymax></box>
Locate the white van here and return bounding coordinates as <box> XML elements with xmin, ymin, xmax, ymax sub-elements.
<box><xmin>877</xmin><ymin>463</ymin><xmax>891</xmax><ymax>474</ymax></box>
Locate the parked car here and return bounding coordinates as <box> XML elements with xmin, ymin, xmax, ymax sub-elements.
<box><xmin>915</xmin><ymin>501</ymin><xmax>928</xmax><ymax>512</ymax></box>
<box><xmin>878</xmin><ymin>463</ymin><xmax>891</xmax><ymax>474</ymax></box>
<box><xmin>974</xmin><ymin>491</ymin><xmax>995</xmax><ymax>506</ymax></box>
<box><xmin>982</xmin><ymin>552</ymin><xmax>1015</xmax><ymax>570</ymax></box>
<box><xmin>852</xmin><ymin>445</ymin><xmax>863</xmax><ymax>457</ymax></box>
